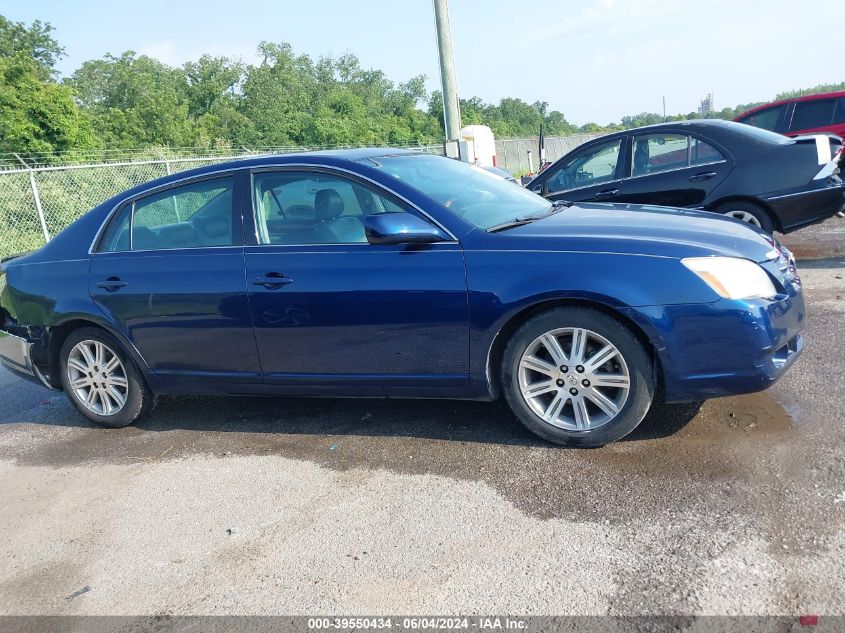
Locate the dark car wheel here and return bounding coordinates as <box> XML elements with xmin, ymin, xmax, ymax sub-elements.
<box><xmin>713</xmin><ymin>201</ymin><xmax>774</xmax><ymax>233</ymax></box>
<box><xmin>59</xmin><ymin>327</ymin><xmax>154</xmax><ymax>428</ymax></box>
<box><xmin>501</xmin><ymin>307</ymin><xmax>654</xmax><ymax>447</ymax></box>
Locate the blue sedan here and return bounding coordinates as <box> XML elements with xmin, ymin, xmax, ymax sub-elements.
<box><xmin>0</xmin><ymin>149</ymin><xmax>805</xmax><ymax>446</ymax></box>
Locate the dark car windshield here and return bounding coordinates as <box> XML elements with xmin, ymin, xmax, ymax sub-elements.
<box><xmin>362</xmin><ymin>154</ymin><xmax>550</xmax><ymax>229</ymax></box>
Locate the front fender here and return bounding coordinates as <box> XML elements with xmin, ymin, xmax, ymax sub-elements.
<box><xmin>465</xmin><ymin>250</ymin><xmax>716</xmax><ymax>377</ymax></box>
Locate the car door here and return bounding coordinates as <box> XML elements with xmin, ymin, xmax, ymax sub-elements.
<box><xmin>244</xmin><ymin>167</ymin><xmax>468</xmax><ymax>394</ymax></box>
<box><xmin>613</xmin><ymin>132</ymin><xmax>733</xmax><ymax>208</ymax></box>
<box><xmin>534</xmin><ymin>138</ymin><xmax>625</xmax><ymax>203</ymax></box>
<box><xmin>90</xmin><ymin>171</ymin><xmax>262</xmax><ymax>384</ymax></box>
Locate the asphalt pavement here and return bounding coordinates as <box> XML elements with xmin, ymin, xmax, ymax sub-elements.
<box><xmin>0</xmin><ymin>218</ymin><xmax>843</xmax><ymax>617</ymax></box>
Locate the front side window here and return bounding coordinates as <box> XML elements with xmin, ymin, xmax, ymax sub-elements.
<box><xmin>545</xmin><ymin>140</ymin><xmax>623</xmax><ymax>192</ymax></box>
<box><xmin>100</xmin><ymin>176</ymin><xmax>235</xmax><ymax>252</ymax></box>
<box><xmin>739</xmin><ymin>104</ymin><xmax>786</xmax><ymax>132</ymax></box>
<box><xmin>253</xmin><ymin>171</ymin><xmax>406</xmax><ymax>245</ymax></box>
<box><xmin>790</xmin><ymin>98</ymin><xmax>836</xmax><ymax>131</ymax></box>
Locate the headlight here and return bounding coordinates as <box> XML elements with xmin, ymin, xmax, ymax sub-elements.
<box><xmin>682</xmin><ymin>256</ymin><xmax>777</xmax><ymax>300</ymax></box>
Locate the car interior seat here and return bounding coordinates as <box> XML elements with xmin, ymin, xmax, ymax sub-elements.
<box><xmin>313</xmin><ymin>188</ymin><xmax>365</xmax><ymax>243</ymax></box>
<box><xmin>132</xmin><ymin>226</ymin><xmax>159</xmax><ymax>250</ymax></box>
<box><xmin>634</xmin><ymin>141</ymin><xmax>650</xmax><ymax>176</ymax></box>
<box><xmin>193</xmin><ymin>214</ymin><xmax>231</xmax><ymax>246</ymax></box>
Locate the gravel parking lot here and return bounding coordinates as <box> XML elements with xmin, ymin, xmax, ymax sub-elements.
<box><xmin>0</xmin><ymin>218</ymin><xmax>843</xmax><ymax>617</ymax></box>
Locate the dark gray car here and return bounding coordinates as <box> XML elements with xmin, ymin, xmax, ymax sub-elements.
<box><xmin>526</xmin><ymin>120</ymin><xmax>845</xmax><ymax>233</ymax></box>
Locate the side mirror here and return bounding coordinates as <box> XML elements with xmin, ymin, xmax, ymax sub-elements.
<box><xmin>364</xmin><ymin>212</ymin><xmax>450</xmax><ymax>246</ymax></box>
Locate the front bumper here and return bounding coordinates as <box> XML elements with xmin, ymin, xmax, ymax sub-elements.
<box><xmin>626</xmin><ymin>283</ymin><xmax>806</xmax><ymax>403</ymax></box>
<box><xmin>0</xmin><ymin>331</ymin><xmax>54</xmax><ymax>389</ymax></box>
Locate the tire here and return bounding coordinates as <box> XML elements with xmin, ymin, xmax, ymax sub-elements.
<box><xmin>501</xmin><ymin>307</ymin><xmax>654</xmax><ymax>447</ymax></box>
<box><xmin>59</xmin><ymin>327</ymin><xmax>154</xmax><ymax>428</ymax></box>
<box><xmin>713</xmin><ymin>201</ymin><xmax>774</xmax><ymax>233</ymax></box>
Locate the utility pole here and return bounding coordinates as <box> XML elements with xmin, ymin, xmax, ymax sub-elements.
<box><xmin>433</xmin><ymin>0</ymin><xmax>461</xmax><ymax>141</ymax></box>
<box><xmin>662</xmin><ymin>96</ymin><xmax>666</xmax><ymax>122</ymax></box>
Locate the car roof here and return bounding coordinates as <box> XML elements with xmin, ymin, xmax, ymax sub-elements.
<box><xmin>606</xmin><ymin>119</ymin><xmax>743</xmax><ymax>134</ymax></box>
<box><xmin>113</xmin><ymin>147</ymin><xmax>421</xmax><ymax>198</ymax></box>
<box><xmin>70</xmin><ymin>147</ymin><xmax>429</xmax><ymax>224</ymax></box>
<box><xmin>568</xmin><ymin>119</ymin><xmax>770</xmax><ymax>145</ymax></box>
<box><xmin>735</xmin><ymin>90</ymin><xmax>845</xmax><ymax>119</ymax></box>
<box><xmin>191</xmin><ymin>146</ymin><xmax>418</xmax><ymax>170</ymax></box>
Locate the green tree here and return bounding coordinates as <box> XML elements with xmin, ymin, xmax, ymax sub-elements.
<box><xmin>0</xmin><ymin>55</ymin><xmax>97</xmax><ymax>156</ymax></box>
<box><xmin>69</xmin><ymin>52</ymin><xmax>194</xmax><ymax>147</ymax></box>
<box><xmin>0</xmin><ymin>16</ymin><xmax>63</xmax><ymax>77</ymax></box>
<box><xmin>776</xmin><ymin>82</ymin><xmax>845</xmax><ymax>101</ymax></box>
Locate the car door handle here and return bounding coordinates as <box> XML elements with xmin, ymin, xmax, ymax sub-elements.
<box><xmin>595</xmin><ymin>189</ymin><xmax>619</xmax><ymax>198</ymax></box>
<box><xmin>689</xmin><ymin>171</ymin><xmax>717</xmax><ymax>182</ymax></box>
<box><xmin>253</xmin><ymin>273</ymin><xmax>293</xmax><ymax>289</ymax></box>
<box><xmin>95</xmin><ymin>278</ymin><xmax>127</xmax><ymax>292</ymax></box>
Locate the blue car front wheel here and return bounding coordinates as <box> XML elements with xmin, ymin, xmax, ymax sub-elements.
<box><xmin>502</xmin><ymin>307</ymin><xmax>654</xmax><ymax>447</ymax></box>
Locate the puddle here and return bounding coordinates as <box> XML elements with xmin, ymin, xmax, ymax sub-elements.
<box><xmin>680</xmin><ymin>392</ymin><xmax>793</xmax><ymax>439</ymax></box>
<box><xmin>0</xmin><ymin>390</ymin><xmax>800</xmax><ymax>524</ymax></box>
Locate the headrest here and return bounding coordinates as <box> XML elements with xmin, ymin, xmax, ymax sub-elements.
<box><xmin>195</xmin><ymin>215</ymin><xmax>229</xmax><ymax>238</ymax></box>
<box><xmin>634</xmin><ymin>142</ymin><xmax>650</xmax><ymax>170</ymax></box>
<box><xmin>315</xmin><ymin>188</ymin><xmax>344</xmax><ymax>221</ymax></box>
<box><xmin>132</xmin><ymin>226</ymin><xmax>157</xmax><ymax>250</ymax></box>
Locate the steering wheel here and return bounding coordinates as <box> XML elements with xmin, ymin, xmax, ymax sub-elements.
<box><xmin>560</xmin><ymin>172</ymin><xmax>576</xmax><ymax>190</ymax></box>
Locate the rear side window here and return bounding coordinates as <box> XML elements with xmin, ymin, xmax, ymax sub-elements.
<box><xmin>631</xmin><ymin>134</ymin><xmax>689</xmax><ymax>177</ymax></box>
<box><xmin>99</xmin><ymin>176</ymin><xmax>236</xmax><ymax>252</ymax></box>
<box><xmin>739</xmin><ymin>104</ymin><xmax>786</xmax><ymax>131</ymax></box>
<box><xmin>790</xmin><ymin>98</ymin><xmax>837</xmax><ymax>131</ymax></box>
<box><xmin>835</xmin><ymin>98</ymin><xmax>845</xmax><ymax>124</ymax></box>
<box><xmin>690</xmin><ymin>137</ymin><xmax>724</xmax><ymax>165</ymax></box>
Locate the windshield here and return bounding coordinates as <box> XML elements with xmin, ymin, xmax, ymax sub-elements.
<box><xmin>362</xmin><ymin>154</ymin><xmax>551</xmax><ymax>229</ymax></box>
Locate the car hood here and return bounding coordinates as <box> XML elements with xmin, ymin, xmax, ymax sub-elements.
<box><xmin>488</xmin><ymin>202</ymin><xmax>778</xmax><ymax>262</ymax></box>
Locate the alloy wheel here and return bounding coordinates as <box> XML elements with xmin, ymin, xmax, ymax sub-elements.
<box><xmin>725</xmin><ymin>210</ymin><xmax>762</xmax><ymax>227</ymax></box>
<box><xmin>517</xmin><ymin>327</ymin><xmax>630</xmax><ymax>431</ymax></box>
<box><xmin>66</xmin><ymin>340</ymin><xmax>129</xmax><ymax>416</ymax></box>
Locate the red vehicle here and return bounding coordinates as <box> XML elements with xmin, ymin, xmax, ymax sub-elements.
<box><xmin>734</xmin><ymin>91</ymin><xmax>845</xmax><ymax>139</ymax></box>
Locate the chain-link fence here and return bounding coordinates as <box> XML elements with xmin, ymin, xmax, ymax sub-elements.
<box><xmin>0</xmin><ymin>135</ymin><xmax>599</xmax><ymax>261</ymax></box>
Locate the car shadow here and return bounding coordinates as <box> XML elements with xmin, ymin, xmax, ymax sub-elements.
<box><xmin>125</xmin><ymin>394</ymin><xmax>702</xmax><ymax>446</ymax></box>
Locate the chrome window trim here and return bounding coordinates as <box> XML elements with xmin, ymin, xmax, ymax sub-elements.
<box><xmin>621</xmin><ymin>159</ymin><xmax>728</xmax><ymax>182</ymax></box>
<box><xmin>93</xmin><ymin>245</ymin><xmax>245</xmax><ymax>256</ymax></box>
<box><xmin>764</xmin><ymin>186</ymin><xmax>840</xmax><ymax>201</ymax></box>
<box><xmin>89</xmin><ymin>167</ymin><xmax>242</xmax><ymax>255</ymax></box>
<box><xmin>243</xmin><ymin>243</ymin><xmax>461</xmax><ymax>250</ymax></box>
<box><xmin>546</xmin><ymin>178</ymin><xmax>621</xmax><ymax>196</ymax></box>
<box><xmin>247</xmin><ymin>163</ymin><xmax>459</xmax><ymax>246</ymax></box>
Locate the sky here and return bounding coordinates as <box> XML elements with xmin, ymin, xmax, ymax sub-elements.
<box><xmin>1</xmin><ymin>0</ymin><xmax>841</xmax><ymax>125</ymax></box>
